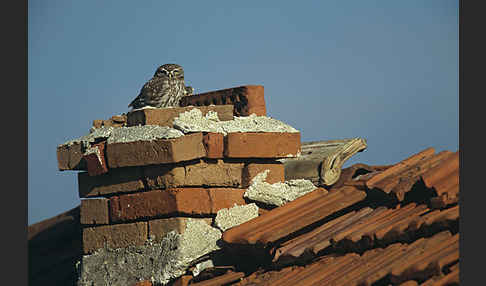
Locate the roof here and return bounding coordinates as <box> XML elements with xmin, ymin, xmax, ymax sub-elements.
<box><xmin>180</xmin><ymin>147</ymin><xmax>460</xmax><ymax>286</ymax></box>
<box><xmin>28</xmin><ymin>147</ymin><xmax>459</xmax><ymax>286</ymax></box>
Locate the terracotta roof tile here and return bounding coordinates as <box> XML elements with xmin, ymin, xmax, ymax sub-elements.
<box><xmin>421</xmin><ymin>151</ymin><xmax>459</xmax><ymax>208</ymax></box>
<box><xmin>420</xmin><ymin>205</ymin><xmax>459</xmax><ymax>227</ymax></box>
<box><xmin>419</xmin><ymin>265</ymin><xmax>459</xmax><ymax>286</ymax></box>
<box><xmin>171</xmin><ymin>275</ymin><xmax>192</xmax><ymax>286</ymax></box>
<box><xmin>272</xmin><ymin>209</ymin><xmax>370</xmax><ymax>263</ymax></box>
<box><xmin>422</xmin><ymin>151</ymin><xmax>459</xmax><ymax>189</ymax></box>
<box><xmin>389</xmin><ymin>231</ymin><xmax>458</xmax><ymax>284</ymax></box>
<box><xmin>398</xmin><ymin>281</ymin><xmax>419</xmax><ymax>286</ymax></box>
<box><xmin>338</xmin><ymin>244</ymin><xmax>407</xmax><ymax>286</ymax></box>
<box><xmin>28</xmin><ymin>206</ymin><xmax>82</xmax><ymax>286</ymax></box>
<box><xmin>28</xmin><ymin>206</ymin><xmax>80</xmax><ymax>243</ymax></box>
<box><xmin>330</xmin><ymin>163</ymin><xmax>392</xmax><ymax>190</ymax></box>
<box><xmin>373</xmin><ymin>204</ymin><xmax>429</xmax><ymax>240</ymax></box>
<box><xmin>367</xmin><ymin>150</ymin><xmax>452</xmax><ymax>200</ymax></box>
<box><xmin>387</xmin><ymin>151</ymin><xmax>455</xmax><ymax>201</ymax></box>
<box><xmin>241</xmin><ymin>240</ymin><xmax>437</xmax><ymax>286</ymax></box>
<box><xmin>348</xmin><ymin>148</ymin><xmax>459</xmax><ymax>206</ymax></box>
<box><xmin>366</xmin><ymin>147</ymin><xmax>436</xmax><ymax>189</ymax></box>
<box><xmin>222</xmin><ymin>186</ymin><xmax>366</xmax><ymax>245</ymax></box>
<box><xmin>393</xmin><ymin>263</ymin><xmax>460</xmax><ymax>286</ymax></box>
<box><xmin>448</xmin><ymin>261</ymin><xmax>459</xmax><ymax>272</ymax></box>
<box><xmin>272</xmin><ymin>203</ymin><xmax>459</xmax><ymax>265</ymax></box>
<box><xmin>231</xmin><ymin>267</ymin><xmax>297</xmax><ymax>286</ymax></box>
<box><xmin>189</xmin><ymin>271</ymin><xmax>245</xmax><ymax>286</ymax></box>
<box><xmin>265</xmin><ymin>254</ymin><xmax>351</xmax><ymax>286</ymax></box>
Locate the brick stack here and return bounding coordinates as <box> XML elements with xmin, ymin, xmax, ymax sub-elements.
<box><xmin>56</xmin><ymin>85</ymin><xmax>302</xmax><ymax>255</ymax></box>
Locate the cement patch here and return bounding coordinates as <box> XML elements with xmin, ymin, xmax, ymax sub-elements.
<box><xmin>60</xmin><ymin>125</ymin><xmax>184</xmax><ymax>151</ymax></box>
<box><xmin>173</xmin><ymin>108</ymin><xmax>299</xmax><ymax>135</ymax></box>
<box><xmin>244</xmin><ymin>170</ymin><xmax>318</xmax><ymax>206</ymax></box>
<box><xmin>106</xmin><ymin>125</ymin><xmax>184</xmax><ymax>144</ymax></box>
<box><xmin>61</xmin><ymin>126</ymin><xmax>114</xmax><ymax>149</ymax></box>
<box><xmin>77</xmin><ymin>219</ymin><xmax>222</xmax><ymax>286</ymax></box>
<box><xmin>214</xmin><ymin>203</ymin><xmax>259</xmax><ymax>232</ymax></box>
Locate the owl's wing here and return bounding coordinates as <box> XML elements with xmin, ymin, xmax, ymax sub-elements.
<box><xmin>128</xmin><ymin>78</ymin><xmax>169</xmax><ymax>108</ymax></box>
<box><xmin>128</xmin><ymin>83</ymin><xmax>150</xmax><ymax>108</ymax></box>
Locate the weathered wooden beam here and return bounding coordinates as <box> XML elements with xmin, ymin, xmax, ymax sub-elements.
<box><xmin>280</xmin><ymin>138</ymin><xmax>367</xmax><ymax>186</ymax></box>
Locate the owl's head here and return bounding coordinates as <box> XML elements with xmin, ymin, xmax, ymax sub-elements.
<box><xmin>154</xmin><ymin>64</ymin><xmax>184</xmax><ymax>79</ymax></box>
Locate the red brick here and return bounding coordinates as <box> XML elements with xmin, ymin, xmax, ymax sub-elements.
<box><xmin>105</xmin><ymin>133</ymin><xmax>206</xmax><ymax>168</ymax></box>
<box><xmin>83</xmin><ymin>142</ymin><xmax>109</xmax><ymax>176</ymax></box>
<box><xmin>144</xmin><ymin>159</ymin><xmax>244</xmax><ymax>189</ymax></box>
<box><xmin>79</xmin><ymin>159</ymin><xmax>247</xmax><ymax>198</ymax></box>
<box><xmin>110</xmin><ymin>191</ymin><xmax>176</xmax><ymax>222</ymax></box>
<box><xmin>148</xmin><ymin>217</ymin><xmax>212</xmax><ymax>242</ymax></box>
<box><xmin>206</xmin><ymin>188</ymin><xmax>247</xmax><ymax>212</ymax></box>
<box><xmin>110</xmin><ymin>188</ymin><xmax>246</xmax><ymax>223</ymax></box>
<box><xmin>179</xmin><ymin>85</ymin><xmax>266</xmax><ymax>116</ymax></box>
<box><xmin>203</xmin><ymin>132</ymin><xmax>224</xmax><ymax>158</ymax></box>
<box><xmin>57</xmin><ymin>142</ymin><xmax>86</xmax><ymax>171</ymax></box>
<box><xmin>82</xmin><ymin>221</ymin><xmax>147</xmax><ymax>254</ymax></box>
<box><xmin>92</xmin><ymin>115</ymin><xmax>127</xmax><ymax>129</ymax></box>
<box><xmin>78</xmin><ymin>167</ymin><xmax>145</xmax><ymax>198</ymax></box>
<box><xmin>102</xmin><ymin>119</ymin><xmax>123</xmax><ymax>127</ymax></box>
<box><xmin>126</xmin><ymin>105</ymin><xmax>234</xmax><ymax>127</ymax></box>
<box><xmin>224</xmin><ymin>132</ymin><xmax>301</xmax><ymax>158</ymax></box>
<box><xmin>242</xmin><ymin>161</ymin><xmax>285</xmax><ymax>188</ymax></box>
<box><xmin>92</xmin><ymin>119</ymin><xmax>103</xmax><ymax>129</ymax></box>
<box><xmin>111</xmin><ymin>114</ymin><xmax>127</xmax><ymax>123</ymax></box>
<box><xmin>80</xmin><ymin>198</ymin><xmax>109</xmax><ymax>225</ymax></box>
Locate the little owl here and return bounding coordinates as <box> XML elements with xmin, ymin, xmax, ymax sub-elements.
<box><xmin>128</xmin><ymin>64</ymin><xmax>194</xmax><ymax>109</ymax></box>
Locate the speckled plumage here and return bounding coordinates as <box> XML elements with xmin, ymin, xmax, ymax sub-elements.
<box><xmin>128</xmin><ymin>64</ymin><xmax>194</xmax><ymax>109</ymax></box>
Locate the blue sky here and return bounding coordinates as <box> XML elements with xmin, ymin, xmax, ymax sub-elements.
<box><xmin>28</xmin><ymin>0</ymin><xmax>458</xmax><ymax>225</ymax></box>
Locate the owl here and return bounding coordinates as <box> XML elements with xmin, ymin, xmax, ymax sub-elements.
<box><xmin>128</xmin><ymin>64</ymin><xmax>194</xmax><ymax>109</ymax></box>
